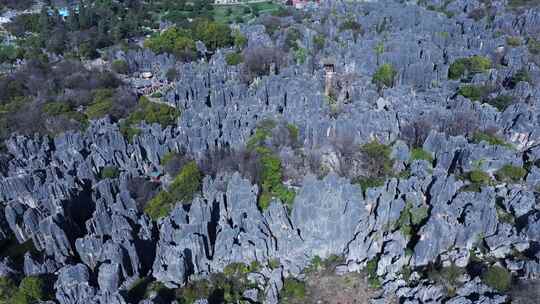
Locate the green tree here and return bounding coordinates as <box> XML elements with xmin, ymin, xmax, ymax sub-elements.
<box><xmin>372</xmin><ymin>63</ymin><xmax>397</xmax><ymax>89</ymax></box>
<box><xmin>13</xmin><ymin>276</ymin><xmax>50</xmax><ymax>304</ymax></box>
<box><xmin>193</xmin><ymin>19</ymin><xmax>233</xmax><ymax>51</ymax></box>
<box><xmin>0</xmin><ymin>277</ymin><xmax>17</xmax><ymax>304</ymax></box>
<box><xmin>144</xmin><ymin>27</ymin><xmax>196</xmax><ymax>59</ymax></box>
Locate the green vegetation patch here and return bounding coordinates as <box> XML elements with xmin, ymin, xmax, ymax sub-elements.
<box><xmin>428</xmin><ymin>264</ymin><xmax>464</xmax><ymax>296</ymax></box>
<box><xmin>448</xmin><ymin>56</ymin><xmax>492</xmax><ymax>80</ymax></box>
<box><xmin>365</xmin><ymin>257</ymin><xmax>381</xmax><ymax>289</ymax></box>
<box><xmin>495</xmin><ymin>164</ymin><xmax>526</xmax><ymax>183</ymax></box>
<box><xmin>485</xmin><ymin>95</ymin><xmax>514</xmax><ymax>112</ymax></box>
<box><xmin>396</xmin><ymin>202</ymin><xmax>429</xmax><ymax>238</ymax></box>
<box><xmin>528</xmin><ymin>38</ymin><xmax>540</xmax><ymax>55</ymax></box>
<box><xmin>100</xmin><ymin>166</ymin><xmax>120</xmax><ymax>179</ymax></box>
<box><xmin>280</xmin><ymin>278</ymin><xmax>306</xmax><ymax>303</ymax></box>
<box><xmin>120</xmin><ymin>97</ymin><xmax>180</xmax><ymax>142</ymax></box>
<box><xmin>144</xmin><ymin>161</ymin><xmax>202</xmax><ymax>220</ymax></box>
<box><xmin>471</xmin><ymin>132</ymin><xmax>512</xmax><ymax>148</ymax></box>
<box><xmin>225</xmin><ymin>52</ymin><xmax>243</xmax><ymax>66</ymax></box>
<box><xmin>506</xmin><ymin>36</ymin><xmax>522</xmax><ymax>47</ymax></box>
<box><xmin>12</xmin><ymin>276</ymin><xmax>53</xmax><ymax>304</ymax></box>
<box><xmin>507</xmin><ymin>68</ymin><xmax>531</xmax><ymax>88</ymax></box>
<box><xmin>372</xmin><ymin>63</ymin><xmax>397</xmax><ymax>89</ymax></box>
<box><xmin>410</xmin><ymin>148</ymin><xmax>434</xmax><ymax>163</ymax></box>
<box><xmin>457</xmin><ymin>85</ymin><xmax>491</xmax><ymax>101</ymax></box>
<box><xmin>461</xmin><ymin>169</ymin><xmax>492</xmax><ymax>192</ymax></box>
<box><xmin>482</xmin><ymin>266</ymin><xmax>512</xmax><ymax>292</ymax></box>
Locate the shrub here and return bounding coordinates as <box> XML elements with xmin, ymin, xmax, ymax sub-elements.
<box><xmin>225</xmin><ymin>52</ymin><xmax>243</xmax><ymax>66</ymax></box>
<box><xmin>528</xmin><ymin>38</ymin><xmax>540</xmax><ymax>55</ymax></box>
<box><xmin>448</xmin><ymin>58</ymin><xmax>467</xmax><ymax>80</ymax></box>
<box><xmin>457</xmin><ymin>85</ymin><xmax>490</xmax><ymax>101</ymax></box>
<box><xmin>506</xmin><ymin>36</ymin><xmax>522</xmax><ymax>47</ymax></box>
<box><xmin>448</xmin><ymin>56</ymin><xmax>491</xmax><ymax>80</ymax></box>
<box><xmin>410</xmin><ymin>148</ymin><xmax>434</xmax><ymax>163</ymax></box>
<box><xmin>285</xmin><ymin>27</ymin><xmax>303</xmax><ymax>50</ymax></box>
<box><xmin>144</xmin><ymin>191</ymin><xmax>175</xmax><ymax>220</ymax></box>
<box><xmin>175</xmin><ymin>280</ymin><xmax>210</xmax><ymax>304</ymax></box>
<box><xmin>355</xmin><ymin>177</ymin><xmax>385</xmax><ymax>192</ymax></box>
<box><xmin>312</xmin><ymin>34</ymin><xmax>325</xmax><ymax>51</ymax></box>
<box><xmin>120</xmin><ymin>97</ymin><xmax>180</xmax><ymax>140</ymax></box>
<box><xmin>43</xmin><ymin>102</ymin><xmax>72</xmax><ymax>116</ymax></box>
<box><xmin>280</xmin><ymin>278</ymin><xmax>306</xmax><ymax>302</ymax></box>
<box><xmin>361</xmin><ymin>140</ymin><xmax>394</xmax><ymax>178</ymax></box>
<box><xmin>13</xmin><ymin>276</ymin><xmax>50</xmax><ymax>304</ymax></box>
<box><xmin>233</xmin><ymin>30</ymin><xmax>248</xmax><ymax>49</ymax></box>
<box><xmin>482</xmin><ymin>266</ymin><xmax>512</xmax><ymax>292</ymax></box>
<box><xmin>471</xmin><ymin>132</ymin><xmax>512</xmax><ymax>148</ymax></box>
<box><xmin>469</xmin><ymin>170</ymin><xmax>491</xmax><ymax>185</ymax></box>
<box><xmin>372</xmin><ymin>63</ymin><xmax>397</xmax><ymax>88</ymax></box>
<box><xmin>428</xmin><ymin>264</ymin><xmax>464</xmax><ymax>296</ymax></box>
<box><xmin>0</xmin><ymin>277</ymin><xmax>17</xmax><ymax>304</ymax></box>
<box><xmin>258</xmin><ymin>151</ymin><xmax>295</xmax><ymax>210</ymax></box>
<box><xmin>506</xmin><ymin>68</ymin><xmax>531</xmax><ymax>89</ymax></box>
<box><xmin>365</xmin><ymin>258</ymin><xmax>381</xmax><ymax>288</ymax></box>
<box><xmin>527</xmin><ymin>38</ymin><xmax>540</xmax><ymax>55</ymax></box>
<box><xmin>161</xmin><ymin>152</ymin><xmax>189</xmax><ymax>176</ymax></box>
<box><xmin>144</xmin><ymin>27</ymin><xmax>196</xmax><ymax>60</ymax></box>
<box><xmin>111</xmin><ymin>60</ymin><xmax>129</xmax><ymax>74</ymax></box>
<box><xmin>86</xmin><ymin>89</ymin><xmax>114</xmax><ymax>119</ymax></box>
<box><xmin>100</xmin><ymin>166</ymin><xmax>120</xmax><ymax>179</ymax></box>
<box><xmin>495</xmin><ymin>165</ymin><xmax>526</xmax><ymax>183</ymax></box>
<box><xmin>485</xmin><ymin>95</ymin><xmax>514</xmax><ymax>111</ymax></box>
<box><xmin>286</xmin><ymin>123</ymin><xmax>299</xmax><ymax>145</ymax></box>
<box><xmin>169</xmin><ymin>161</ymin><xmax>202</xmax><ymax>203</ymax></box>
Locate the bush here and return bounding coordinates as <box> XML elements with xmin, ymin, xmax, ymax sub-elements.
<box><xmin>111</xmin><ymin>60</ymin><xmax>129</xmax><ymax>74</ymax></box>
<box><xmin>169</xmin><ymin>161</ymin><xmax>203</xmax><ymax>203</ymax></box>
<box><xmin>471</xmin><ymin>132</ymin><xmax>512</xmax><ymax>148</ymax></box>
<box><xmin>365</xmin><ymin>258</ymin><xmax>381</xmax><ymax>288</ymax></box>
<box><xmin>233</xmin><ymin>30</ymin><xmax>248</xmax><ymax>49</ymax></box>
<box><xmin>457</xmin><ymin>85</ymin><xmax>491</xmax><ymax>101</ymax></box>
<box><xmin>448</xmin><ymin>56</ymin><xmax>491</xmax><ymax>80</ymax></box>
<box><xmin>225</xmin><ymin>52</ymin><xmax>243</xmax><ymax>66</ymax></box>
<box><xmin>144</xmin><ymin>27</ymin><xmax>196</xmax><ymax>60</ymax></box>
<box><xmin>495</xmin><ymin>165</ymin><xmax>526</xmax><ymax>183</ymax></box>
<box><xmin>258</xmin><ymin>150</ymin><xmax>295</xmax><ymax>210</ymax></box>
<box><xmin>410</xmin><ymin>148</ymin><xmax>433</xmax><ymax>163</ymax></box>
<box><xmin>428</xmin><ymin>264</ymin><xmax>464</xmax><ymax>296</ymax></box>
<box><xmin>100</xmin><ymin>166</ymin><xmax>120</xmax><ymax>179</ymax></box>
<box><xmin>372</xmin><ymin>63</ymin><xmax>397</xmax><ymax>88</ymax></box>
<box><xmin>0</xmin><ymin>277</ymin><xmax>17</xmax><ymax>304</ymax></box>
<box><xmin>482</xmin><ymin>266</ymin><xmax>512</xmax><ymax>292</ymax></box>
<box><xmin>86</xmin><ymin>89</ymin><xmax>114</xmax><ymax>119</ymax></box>
<box><xmin>506</xmin><ymin>36</ymin><xmax>522</xmax><ymax>47</ymax></box>
<box><xmin>506</xmin><ymin>68</ymin><xmax>531</xmax><ymax>89</ymax></box>
<box><xmin>486</xmin><ymin>95</ymin><xmax>514</xmax><ymax>111</ymax></box>
<box><xmin>43</xmin><ymin>102</ymin><xmax>72</xmax><ymax>116</ymax></box>
<box><xmin>144</xmin><ymin>191</ymin><xmax>175</xmax><ymax>220</ymax></box>
<box><xmin>13</xmin><ymin>276</ymin><xmax>50</xmax><ymax>304</ymax></box>
<box><xmin>469</xmin><ymin>170</ymin><xmax>491</xmax><ymax>185</ymax></box>
<box><xmin>120</xmin><ymin>97</ymin><xmax>180</xmax><ymax>140</ymax></box>
<box><xmin>528</xmin><ymin>38</ymin><xmax>540</xmax><ymax>55</ymax></box>
<box><xmin>361</xmin><ymin>140</ymin><xmax>394</xmax><ymax>178</ymax></box>
<box><xmin>280</xmin><ymin>278</ymin><xmax>306</xmax><ymax>302</ymax></box>
<box><xmin>313</xmin><ymin>34</ymin><xmax>325</xmax><ymax>51</ymax></box>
